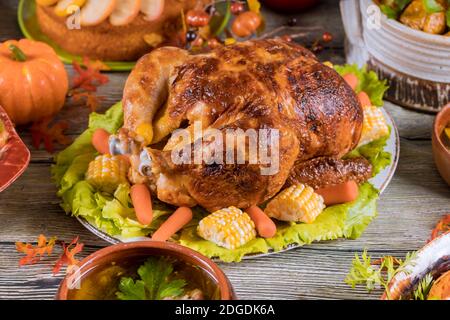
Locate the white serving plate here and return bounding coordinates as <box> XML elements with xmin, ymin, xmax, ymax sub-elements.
<box><xmin>77</xmin><ymin>107</ymin><xmax>400</xmax><ymax>259</ymax></box>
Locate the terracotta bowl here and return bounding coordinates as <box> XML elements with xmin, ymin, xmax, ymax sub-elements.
<box><xmin>432</xmin><ymin>104</ymin><xmax>450</xmax><ymax>186</ymax></box>
<box><xmin>57</xmin><ymin>241</ymin><xmax>236</xmax><ymax>300</ymax></box>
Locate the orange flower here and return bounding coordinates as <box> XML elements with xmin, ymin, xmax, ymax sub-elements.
<box><xmin>16</xmin><ymin>234</ymin><xmax>57</xmax><ymax>266</ymax></box>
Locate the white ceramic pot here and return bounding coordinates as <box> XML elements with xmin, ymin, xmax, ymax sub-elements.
<box><xmin>340</xmin><ymin>0</ymin><xmax>450</xmax><ymax>112</ymax></box>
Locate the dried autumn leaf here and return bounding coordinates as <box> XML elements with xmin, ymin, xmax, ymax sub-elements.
<box><xmin>16</xmin><ymin>234</ymin><xmax>57</xmax><ymax>266</ymax></box>
<box><xmin>371</xmin><ymin>256</ymin><xmax>402</xmax><ymax>267</ymax></box>
<box><xmin>53</xmin><ymin>236</ymin><xmax>84</xmax><ymax>275</ymax></box>
<box><xmin>72</xmin><ymin>57</ymin><xmax>109</xmax><ymax>92</ymax></box>
<box><xmin>71</xmin><ymin>91</ymin><xmax>103</xmax><ymax>112</ymax></box>
<box><xmin>430</xmin><ymin>214</ymin><xmax>450</xmax><ymax>241</ymax></box>
<box><xmin>30</xmin><ymin>118</ymin><xmax>71</xmax><ymax>153</ymax></box>
<box><xmin>86</xmin><ymin>59</ymin><xmax>111</xmax><ymax>72</ymax></box>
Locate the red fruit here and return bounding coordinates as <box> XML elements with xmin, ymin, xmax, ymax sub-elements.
<box><xmin>186</xmin><ymin>9</ymin><xmax>210</xmax><ymax>27</ymax></box>
<box><xmin>231</xmin><ymin>2</ymin><xmax>244</xmax><ymax>14</ymax></box>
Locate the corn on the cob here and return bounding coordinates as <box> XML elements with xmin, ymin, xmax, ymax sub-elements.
<box><xmin>86</xmin><ymin>154</ymin><xmax>129</xmax><ymax>193</ymax></box>
<box><xmin>359</xmin><ymin>105</ymin><xmax>389</xmax><ymax>146</ymax></box>
<box><xmin>265</xmin><ymin>184</ymin><xmax>325</xmax><ymax>224</ymax></box>
<box><xmin>197</xmin><ymin>206</ymin><xmax>256</xmax><ymax>250</ymax></box>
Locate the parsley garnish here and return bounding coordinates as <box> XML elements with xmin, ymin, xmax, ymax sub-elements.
<box><xmin>345</xmin><ymin>249</ymin><xmax>419</xmax><ymax>299</ymax></box>
<box><xmin>116</xmin><ymin>257</ymin><xmax>186</xmax><ymax>300</ymax></box>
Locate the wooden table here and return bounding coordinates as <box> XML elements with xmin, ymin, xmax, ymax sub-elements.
<box><xmin>1</xmin><ymin>0</ymin><xmax>449</xmax><ymax>300</ymax></box>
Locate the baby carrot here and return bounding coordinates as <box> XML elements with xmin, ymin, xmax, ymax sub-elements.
<box><xmin>92</xmin><ymin>128</ymin><xmax>110</xmax><ymax>155</ymax></box>
<box><xmin>152</xmin><ymin>207</ymin><xmax>193</xmax><ymax>242</ymax></box>
<box><xmin>316</xmin><ymin>181</ymin><xmax>359</xmax><ymax>206</ymax></box>
<box><xmin>131</xmin><ymin>184</ymin><xmax>153</xmax><ymax>225</ymax></box>
<box><xmin>343</xmin><ymin>73</ymin><xmax>358</xmax><ymax>91</ymax></box>
<box><xmin>246</xmin><ymin>205</ymin><xmax>277</xmax><ymax>238</ymax></box>
<box><xmin>357</xmin><ymin>91</ymin><xmax>372</xmax><ymax>108</ymax></box>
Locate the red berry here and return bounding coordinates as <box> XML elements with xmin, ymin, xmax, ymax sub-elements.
<box><xmin>208</xmin><ymin>38</ymin><xmax>221</xmax><ymax>48</ymax></box>
<box><xmin>322</xmin><ymin>32</ymin><xmax>333</xmax><ymax>43</ymax></box>
<box><xmin>192</xmin><ymin>36</ymin><xmax>204</xmax><ymax>47</ymax></box>
<box><xmin>186</xmin><ymin>9</ymin><xmax>210</xmax><ymax>27</ymax></box>
<box><xmin>231</xmin><ymin>2</ymin><xmax>244</xmax><ymax>14</ymax></box>
<box><xmin>281</xmin><ymin>35</ymin><xmax>292</xmax><ymax>42</ymax></box>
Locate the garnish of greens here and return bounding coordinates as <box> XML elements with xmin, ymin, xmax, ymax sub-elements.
<box><xmin>345</xmin><ymin>249</ymin><xmax>435</xmax><ymax>300</ymax></box>
<box><xmin>116</xmin><ymin>257</ymin><xmax>186</xmax><ymax>300</ymax></box>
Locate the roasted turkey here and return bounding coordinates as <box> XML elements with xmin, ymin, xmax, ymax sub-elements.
<box><xmin>113</xmin><ymin>39</ymin><xmax>372</xmax><ymax>212</ymax></box>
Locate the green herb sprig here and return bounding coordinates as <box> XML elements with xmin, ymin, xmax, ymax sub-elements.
<box><xmin>116</xmin><ymin>257</ymin><xmax>187</xmax><ymax>300</ymax></box>
<box><xmin>345</xmin><ymin>250</ymin><xmax>420</xmax><ymax>300</ymax></box>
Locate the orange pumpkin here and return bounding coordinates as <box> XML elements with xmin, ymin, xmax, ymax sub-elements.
<box><xmin>0</xmin><ymin>39</ymin><xmax>68</xmax><ymax>125</ymax></box>
<box><xmin>231</xmin><ymin>11</ymin><xmax>262</xmax><ymax>38</ymax></box>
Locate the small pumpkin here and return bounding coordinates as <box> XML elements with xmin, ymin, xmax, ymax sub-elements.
<box><xmin>231</xmin><ymin>11</ymin><xmax>262</xmax><ymax>38</ymax></box>
<box><xmin>0</xmin><ymin>39</ymin><xmax>68</xmax><ymax>125</ymax></box>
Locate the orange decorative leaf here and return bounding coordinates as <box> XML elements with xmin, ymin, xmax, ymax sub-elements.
<box><xmin>71</xmin><ymin>90</ymin><xmax>104</xmax><ymax>112</ymax></box>
<box><xmin>430</xmin><ymin>214</ymin><xmax>450</xmax><ymax>241</ymax></box>
<box><xmin>30</xmin><ymin>118</ymin><xmax>71</xmax><ymax>153</ymax></box>
<box><xmin>16</xmin><ymin>234</ymin><xmax>57</xmax><ymax>266</ymax></box>
<box><xmin>86</xmin><ymin>59</ymin><xmax>111</xmax><ymax>72</ymax></box>
<box><xmin>72</xmin><ymin>57</ymin><xmax>109</xmax><ymax>92</ymax></box>
<box><xmin>53</xmin><ymin>236</ymin><xmax>84</xmax><ymax>275</ymax></box>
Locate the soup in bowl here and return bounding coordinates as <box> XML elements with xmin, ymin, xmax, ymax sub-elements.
<box><xmin>57</xmin><ymin>241</ymin><xmax>235</xmax><ymax>300</ymax></box>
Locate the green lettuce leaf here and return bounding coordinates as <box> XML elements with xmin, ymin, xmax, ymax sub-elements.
<box><xmin>343</xmin><ymin>183</ymin><xmax>379</xmax><ymax>239</ymax></box>
<box><xmin>346</xmin><ymin>130</ymin><xmax>392</xmax><ymax>176</ymax></box>
<box><xmin>335</xmin><ymin>64</ymin><xmax>389</xmax><ymax>107</ymax></box>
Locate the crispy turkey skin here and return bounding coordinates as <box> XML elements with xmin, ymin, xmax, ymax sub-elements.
<box><xmin>118</xmin><ymin>39</ymin><xmax>369</xmax><ymax>212</ymax></box>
